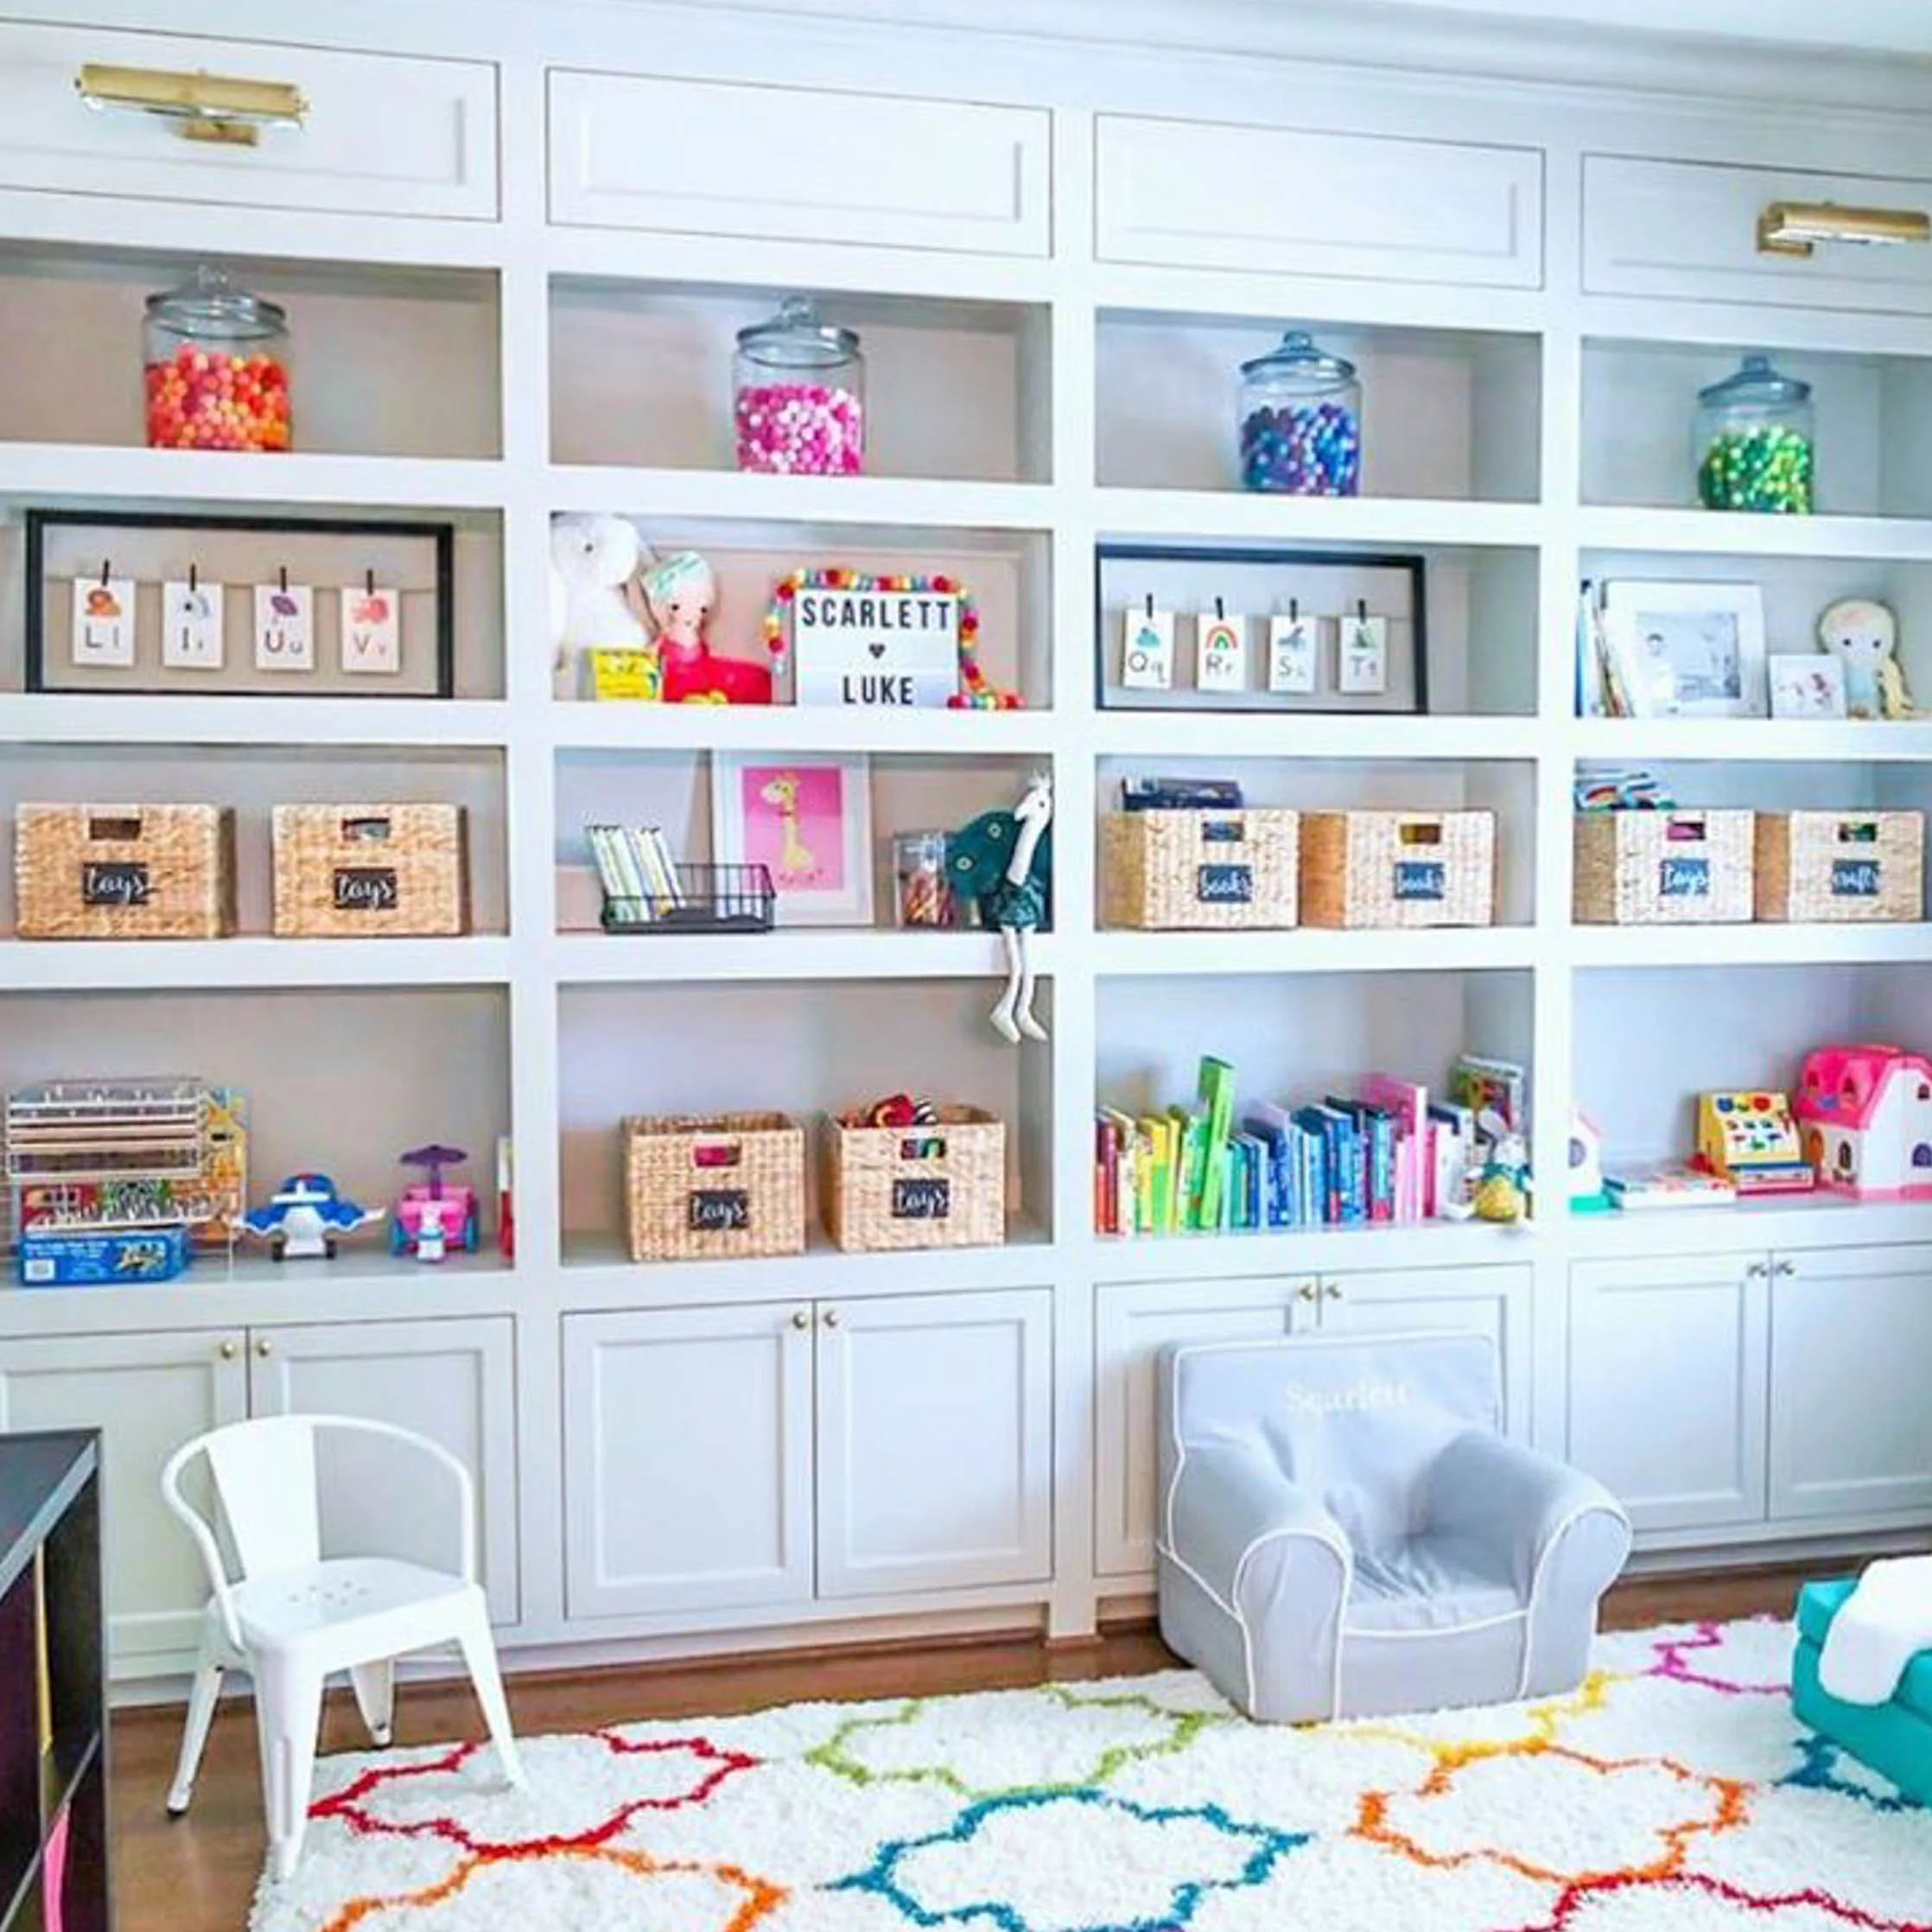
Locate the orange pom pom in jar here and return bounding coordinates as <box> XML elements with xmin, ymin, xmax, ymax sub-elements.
<box><xmin>143</xmin><ymin>264</ymin><xmax>292</xmax><ymax>454</ymax></box>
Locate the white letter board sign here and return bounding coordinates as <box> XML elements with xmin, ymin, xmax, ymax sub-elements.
<box><xmin>793</xmin><ymin>587</ymin><xmax>960</xmax><ymax>709</ymax></box>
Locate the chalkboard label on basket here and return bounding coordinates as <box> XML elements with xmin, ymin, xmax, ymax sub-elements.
<box><xmin>688</xmin><ymin>1189</ymin><xmax>750</xmax><ymax>1232</ymax></box>
<box><xmin>1831</xmin><ymin>859</ymin><xmax>1882</xmax><ymax>898</ymax></box>
<box><xmin>81</xmin><ymin>861</ymin><xmax>149</xmax><ymax>907</ymax></box>
<box><xmin>1393</xmin><ymin>860</ymin><xmax>1446</xmax><ymax>901</ymax></box>
<box><xmin>1659</xmin><ymin>857</ymin><xmax>1711</xmax><ymax>899</ymax></box>
<box><xmin>1196</xmin><ymin>863</ymin><xmax>1254</xmax><ymax>904</ymax></box>
<box><xmin>893</xmin><ymin>1177</ymin><xmax>951</xmax><ymax>1220</ymax></box>
<box><xmin>334</xmin><ymin>867</ymin><xmax>399</xmax><ymax>912</ymax></box>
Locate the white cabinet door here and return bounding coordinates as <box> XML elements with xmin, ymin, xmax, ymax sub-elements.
<box><xmin>1093</xmin><ymin>1277</ymin><xmax>1302</xmax><ymax>1578</ymax></box>
<box><xmin>1770</xmin><ymin>1246</ymin><xmax>1932</xmax><ymax>1522</ymax></box>
<box><xmin>248</xmin><ymin>1317</ymin><xmax>519</xmax><ymax>1625</ymax></box>
<box><xmin>0</xmin><ymin>22</ymin><xmax>498</xmax><ymax>219</ymax></box>
<box><xmin>562</xmin><ymin>1304</ymin><xmax>812</xmax><ymax>1619</ymax></box>
<box><xmin>1318</xmin><ymin>1265</ymin><xmax>1533</xmax><ymax>1439</ymax></box>
<box><xmin>1585</xmin><ymin>156</ymin><xmax>1932</xmax><ymax>316</ymax></box>
<box><xmin>1096</xmin><ymin>116</ymin><xmax>1543</xmax><ymax>288</ymax></box>
<box><xmin>816</xmin><ymin>1289</ymin><xmax>1052</xmax><ymax>1599</ymax></box>
<box><xmin>0</xmin><ymin>1329</ymin><xmax>245</xmax><ymax>1674</ymax></box>
<box><xmin>1568</xmin><ymin>1255</ymin><xmax>1769</xmax><ymax>1534</ymax></box>
<box><xmin>550</xmin><ymin>71</ymin><xmax>1050</xmax><ymax>256</ymax></box>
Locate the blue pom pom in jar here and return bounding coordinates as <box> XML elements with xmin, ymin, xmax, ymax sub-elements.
<box><xmin>1237</xmin><ymin>329</ymin><xmax>1362</xmax><ymax>496</ymax></box>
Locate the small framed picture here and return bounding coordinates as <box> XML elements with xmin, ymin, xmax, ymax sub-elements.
<box><xmin>1601</xmin><ymin>581</ymin><xmax>1767</xmax><ymax>719</ymax></box>
<box><xmin>712</xmin><ymin>753</ymin><xmax>874</xmax><ymax>927</ymax></box>
<box><xmin>1769</xmin><ymin>652</ymin><xmax>1849</xmax><ymax>721</ymax></box>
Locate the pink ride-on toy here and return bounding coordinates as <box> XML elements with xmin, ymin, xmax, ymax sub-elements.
<box><xmin>391</xmin><ymin>1143</ymin><xmax>480</xmax><ymax>1260</ymax></box>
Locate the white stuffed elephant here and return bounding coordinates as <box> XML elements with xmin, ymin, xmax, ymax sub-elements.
<box><xmin>549</xmin><ymin>514</ymin><xmax>649</xmax><ymax>678</ymax></box>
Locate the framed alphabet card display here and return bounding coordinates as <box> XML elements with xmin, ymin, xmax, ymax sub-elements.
<box><xmin>1096</xmin><ymin>543</ymin><xmax>1427</xmax><ymax>715</ymax></box>
<box><xmin>24</xmin><ymin>511</ymin><xmax>455</xmax><ymax>698</ymax></box>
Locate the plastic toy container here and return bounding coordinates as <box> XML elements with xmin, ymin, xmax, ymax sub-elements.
<box><xmin>733</xmin><ymin>296</ymin><xmax>865</xmax><ymax>475</ymax></box>
<box><xmin>1237</xmin><ymin>329</ymin><xmax>1362</xmax><ymax>495</ymax></box>
<box><xmin>1694</xmin><ymin>354</ymin><xmax>1813</xmax><ymax>513</ymax></box>
<box><xmin>144</xmin><ymin>264</ymin><xmax>292</xmax><ymax>453</ymax></box>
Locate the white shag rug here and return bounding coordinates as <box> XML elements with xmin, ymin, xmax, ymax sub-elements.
<box><xmin>251</xmin><ymin>1617</ymin><xmax>1929</xmax><ymax>1931</ymax></box>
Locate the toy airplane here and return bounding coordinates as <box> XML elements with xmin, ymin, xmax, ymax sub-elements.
<box><xmin>239</xmin><ymin>1173</ymin><xmax>385</xmax><ymax>1262</ymax></box>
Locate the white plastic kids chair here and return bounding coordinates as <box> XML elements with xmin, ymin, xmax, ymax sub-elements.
<box><xmin>160</xmin><ymin>1413</ymin><xmax>524</xmax><ymax>1880</ymax></box>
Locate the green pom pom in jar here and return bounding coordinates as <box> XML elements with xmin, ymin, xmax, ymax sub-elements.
<box><xmin>1694</xmin><ymin>354</ymin><xmax>1814</xmax><ymax>514</ymax></box>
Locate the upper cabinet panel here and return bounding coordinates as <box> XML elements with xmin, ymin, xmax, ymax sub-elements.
<box><xmin>1585</xmin><ymin>156</ymin><xmax>1932</xmax><ymax>316</ymax></box>
<box><xmin>1096</xmin><ymin>116</ymin><xmax>1543</xmax><ymax>289</ymax></box>
<box><xmin>0</xmin><ymin>23</ymin><xmax>498</xmax><ymax>220</ymax></box>
<box><xmin>548</xmin><ymin>72</ymin><xmax>1051</xmax><ymax>257</ymax></box>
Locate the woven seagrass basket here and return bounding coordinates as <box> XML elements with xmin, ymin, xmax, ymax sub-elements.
<box><xmin>272</xmin><ymin>804</ymin><xmax>468</xmax><ymax>937</ymax></box>
<box><xmin>824</xmin><ymin>1105</ymin><xmax>1006</xmax><ymax>1252</ymax></box>
<box><xmin>625</xmin><ymin>1112</ymin><xmax>805</xmax><ymax>1262</ymax></box>
<box><xmin>1755</xmin><ymin>810</ymin><xmax>1923</xmax><ymax>924</ymax></box>
<box><xmin>16</xmin><ymin>803</ymin><xmax>235</xmax><ymax>939</ymax></box>
<box><xmin>1299</xmin><ymin>810</ymin><xmax>1495</xmax><ymax>929</ymax></box>
<box><xmin>1100</xmin><ymin>809</ymin><xmax>1300</xmax><ymax>930</ymax></box>
<box><xmin>1574</xmin><ymin>810</ymin><xmax>1754</xmax><ymax>925</ymax></box>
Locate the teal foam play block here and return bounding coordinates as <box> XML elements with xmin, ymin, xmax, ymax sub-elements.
<box><xmin>1792</xmin><ymin>1578</ymin><xmax>1932</xmax><ymax>1808</ymax></box>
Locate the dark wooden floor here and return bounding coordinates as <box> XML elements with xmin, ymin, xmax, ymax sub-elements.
<box><xmin>106</xmin><ymin>1565</ymin><xmax>1821</xmax><ymax>1932</ymax></box>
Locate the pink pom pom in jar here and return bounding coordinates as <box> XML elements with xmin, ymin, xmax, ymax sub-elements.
<box><xmin>733</xmin><ymin>296</ymin><xmax>865</xmax><ymax>476</ymax></box>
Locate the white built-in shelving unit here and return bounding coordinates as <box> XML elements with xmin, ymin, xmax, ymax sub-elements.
<box><xmin>0</xmin><ymin>0</ymin><xmax>1930</xmax><ymax>1685</ymax></box>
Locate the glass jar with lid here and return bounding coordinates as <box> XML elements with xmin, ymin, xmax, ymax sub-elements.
<box><xmin>1237</xmin><ymin>329</ymin><xmax>1363</xmax><ymax>495</ymax></box>
<box><xmin>733</xmin><ymin>296</ymin><xmax>866</xmax><ymax>475</ymax></box>
<box><xmin>143</xmin><ymin>264</ymin><xmax>292</xmax><ymax>453</ymax></box>
<box><xmin>1694</xmin><ymin>353</ymin><xmax>1814</xmax><ymax>513</ymax></box>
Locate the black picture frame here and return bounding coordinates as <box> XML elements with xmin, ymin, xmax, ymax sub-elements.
<box><xmin>1094</xmin><ymin>540</ymin><xmax>1429</xmax><ymax>716</ymax></box>
<box><xmin>23</xmin><ymin>509</ymin><xmax>457</xmax><ymax>699</ymax></box>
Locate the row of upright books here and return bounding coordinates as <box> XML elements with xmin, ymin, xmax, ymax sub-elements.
<box><xmin>1094</xmin><ymin>1053</ymin><xmax>1524</xmax><ymax>1236</ymax></box>
<box><xmin>586</xmin><ymin>823</ymin><xmax>684</xmax><ymax>926</ymax></box>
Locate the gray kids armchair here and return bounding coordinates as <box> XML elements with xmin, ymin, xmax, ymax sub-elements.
<box><xmin>1157</xmin><ymin>1331</ymin><xmax>1630</xmax><ymax>1722</ymax></box>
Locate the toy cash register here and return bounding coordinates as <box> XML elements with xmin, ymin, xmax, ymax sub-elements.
<box><xmin>1696</xmin><ymin>1091</ymin><xmax>1816</xmax><ymax>1195</ymax></box>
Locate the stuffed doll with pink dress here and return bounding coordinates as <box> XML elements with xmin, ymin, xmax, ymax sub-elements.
<box><xmin>645</xmin><ymin>550</ymin><xmax>773</xmax><ymax>705</ymax></box>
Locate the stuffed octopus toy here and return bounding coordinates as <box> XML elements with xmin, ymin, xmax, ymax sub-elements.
<box><xmin>948</xmin><ymin>772</ymin><xmax>1052</xmax><ymax>1045</ymax></box>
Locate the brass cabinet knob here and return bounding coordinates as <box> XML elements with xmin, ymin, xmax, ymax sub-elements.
<box><xmin>790</xmin><ymin>1309</ymin><xmax>810</xmax><ymax>1331</ymax></box>
<box><xmin>1324</xmin><ymin>1283</ymin><xmax>1343</xmax><ymax>1301</ymax></box>
<box><xmin>1746</xmin><ymin>1260</ymin><xmax>1770</xmax><ymax>1280</ymax></box>
<box><xmin>218</xmin><ymin>1340</ymin><xmax>238</xmax><ymax>1361</ymax></box>
<box><xmin>1295</xmin><ymin>1281</ymin><xmax>1318</xmax><ymax>1303</ymax></box>
<box><xmin>254</xmin><ymin>1338</ymin><xmax>272</xmax><ymax>1358</ymax></box>
<box><xmin>823</xmin><ymin>1307</ymin><xmax>842</xmax><ymax>1328</ymax></box>
<box><xmin>1773</xmin><ymin>1258</ymin><xmax>1795</xmax><ymax>1278</ymax></box>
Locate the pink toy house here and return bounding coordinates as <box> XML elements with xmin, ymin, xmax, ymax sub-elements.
<box><xmin>1795</xmin><ymin>1044</ymin><xmax>1932</xmax><ymax>1198</ymax></box>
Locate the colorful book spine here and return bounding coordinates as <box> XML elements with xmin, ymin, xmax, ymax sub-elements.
<box><xmin>1195</xmin><ymin>1057</ymin><xmax>1236</xmax><ymax>1230</ymax></box>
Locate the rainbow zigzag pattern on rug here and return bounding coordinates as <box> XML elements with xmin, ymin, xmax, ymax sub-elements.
<box><xmin>254</xmin><ymin>1617</ymin><xmax>1931</xmax><ymax>1932</ymax></box>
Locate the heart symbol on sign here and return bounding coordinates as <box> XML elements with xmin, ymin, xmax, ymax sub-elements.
<box><xmin>867</xmin><ymin>641</ymin><xmax>887</xmax><ymax>659</ymax></box>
